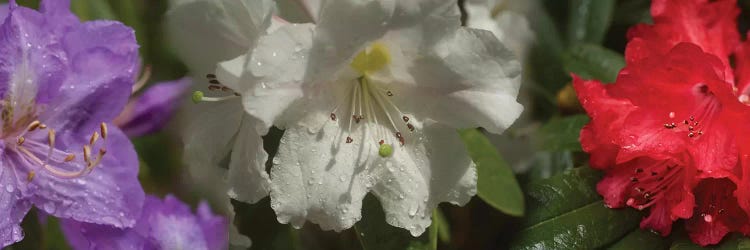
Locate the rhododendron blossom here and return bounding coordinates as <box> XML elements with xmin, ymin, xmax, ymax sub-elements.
<box><xmin>217</xmin><ymin>0</ymin><xmax>523</xmax><ymax>235</ymax></box>
<box><xmin>0</xmin><ymin>0</ymin><xmax>144</xmax><ymax>246</ymax></box>
<box><xmin>575</xmin><ymin>0</ymin><xmax>750</xmax><ymax>245</ymax></box>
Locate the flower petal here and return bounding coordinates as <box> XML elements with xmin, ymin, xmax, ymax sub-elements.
<box><xmin>0</xmin><ymin>4</ymin><xmax>67</xmax><ymax>105</ymax></box>
<box><xmin>40</xmin><ymin>20</ymin><xmax>139</xmax><ymax>141</ymax></box>
<box><xmin>227</xmin><ymin>114</ymin><xmax>270</xmax><ymax>204</ymax></box>
<box><xmin>372</xmin><ymin>122</ymin><xmax>476</xmax><ymax>236</ymax></box>
<box><xmin>166</xmin><ymin>0</ymin><xmax>275</xmax><ymax>74</ymax></box>
<box><xmin>115</xmin><ymin>78</ymin><xmax>191</xmax><ymax>137</ymax></box>
<box><xmin>0</xmin><ymin>154</ymin><xmax>32</xmax><ymax>248</ymax></box>
<box><xmin>237</xmin><ymin>23</ymin><xmax>314</xmax><ymax>132</ymax></box>
<box><xmin>270</xmin><ymin>107</ymin><xmax>475</xmax><ymax>235</ymax></box>
<box><xmin>182</xmin><ymin>98</ymin><xmax>243</xmax><ymax>178</ymax></box>
<box><xmin>397</xmin><ymin>28</ymin><xmax>523</xmax><ymax>134</ymax></box>
<box><xmin>27</xmin><ymin>126</ymin><xmax>144</xmax><ymax>229</ymax></box>
<box><xmin>0</xmin><ymin>4</ymin><xmax>8</xmax><ymax>20</ymax></box>
<box><xmin>269</xmin><ymin>109</ymin><xmax>376</xmax><ymax>232</ymax></box>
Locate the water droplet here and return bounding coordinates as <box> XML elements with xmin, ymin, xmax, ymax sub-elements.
<box><xmin>5</xmin><ymin>185</ymin><xmax>13</xmax><ymax>193</ymax></box>
<box><xmin>43</xmin><ymin>202</ymin><xmax>56</xmax><ymax>214</ymax></box>
<box><xmin>408</xmin><ymin>205</ymin><xmax>418</xmax><ymax>217</ymax></box>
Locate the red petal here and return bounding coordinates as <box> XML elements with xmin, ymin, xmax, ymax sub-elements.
<box><xmin>686</xmin><ymin>178</ymin><xmax>748</xmax><ymax>246</ymax></box>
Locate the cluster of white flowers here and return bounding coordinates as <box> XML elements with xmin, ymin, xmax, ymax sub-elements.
<box><xmin>168</xmin><ymin>0</ymin><xmax>525</xmax><ymax>239</ymax></box>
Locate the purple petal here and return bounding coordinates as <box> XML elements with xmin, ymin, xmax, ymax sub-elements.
<box><xmin>0</xmin><ymin>4</ymin><xmax>8</xmax><ymax>21</ymax></box>
<box><xmin>196</xmin><ymin>201</ymin><xmax>229</xmax><ymax>250</ymax></box>
<box><xmin>115</xmin><ymin>78</ymin><xmax>191</xmax><ymax>137</ymax></box>
<box><xmin>61</xmin><ymin>195</ymin><xmax>228</xmax><ymax>250</ymax></box>
<box><xmin>26</xmin><ymin>126</ymin><xmax>144</xmax><ymax>229</ymax></box>
<box><xmin>0</xmin><ymin>150</ymin><xmax>32</xmax><ymax>248</ymax></box>
<box><xmin>0</xmin><ymin>4</ymin><xmax>67</xmax><ymax>104</ymax></box>
<box><xmin>40</xmin><ymin>20</ymin><xmax>139</xmax><ymax>142</ymax></box>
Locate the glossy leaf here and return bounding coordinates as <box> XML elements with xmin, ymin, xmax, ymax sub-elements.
<box><xmin>563</xmin><ymin>43</ymin><xmax>625</xmax><ymax>83</ymax></box>
<box><xmin>608</xmin><ymin>229</ymin><xmax>669</xmax><ymax>250</ymax></box>
<box><xmin>535</xmin><ymin>115</ymin><xmax>589</xmax><ymax>152</ymax></box>
<box><xmin>355</xmin><ymin>195</ymin><xmax>433</xmax><ymax>250</ymax></box>
<box><xmin>524</xmin><ymin>167</ymin><xmax>601</xmax><ymax>227</ymax></box>
<box><xmin>509</xmin><ymin>201</ymin><xmax>640</xmax><ymax>250</ymax></box>
<box><xmin>460</xmin><ymin>129</ymin><xmax>524</xmax><ymax>217</ymax></box>
<box><xmin>567</xmin><ymin>0</ymin><xmax>616</xmax><ymax>45</ymax></box>
<box><xmin>525</xmin><ymin>151</ymin><xmax>576</xmax><ymax>181</ymax></box>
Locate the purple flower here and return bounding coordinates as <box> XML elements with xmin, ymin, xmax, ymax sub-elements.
<box><xmin>114</xmin><ymin>78</ymin><xmax>191</xmax><ymax>137</ymax></box>
<box><xmin>0</xmin><ymin>0</ymin><xmax>144</xmax><ymax>247</ymax></box>
<box><xmin>61</xmin><ymin>194</ymin><xmax>229</xmax><ymax>250</ymax></box>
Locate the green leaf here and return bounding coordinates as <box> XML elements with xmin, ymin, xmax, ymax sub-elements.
<box><xmin>232</xmin><ymin>198</ymin><xmax>301</xmax><ymax>250</ymax></box>
<box><xmin>355</xmin><ymin>195</ymin><xmax>433</xmax><ymax>250</ymax></box>
<box><xmin>434</xmin><ymin>209</ymin><xmax>451</xmax><ymax>244</ymax></box>
<box><xmin>510</xmin><ymin>201</ymin><xmax>641</xmax><ymax>250</ymax></box>
<box><xmin>459</xmin><ymin>129</ymin><xmax>524</xmax><ymax>217</ymax></box>
<box><xmin>670</xmin><ymin>234</ymin><xmax>750</xmax><ymax>250</ymax></box>
<box><xmin>535</xmin><ymin>115</ymin><xmax>589</xmax><ymax>152</ymax></box>
<box><xmin>524</xmin><ymin>167</ymin><xmax>602</xmax><ymax>227</ymax></box>
<box><xmin>567</xmin><ymin>0</ymin><xmax>616</xmax><ymax>45</ymax></box>
<box><xmin>563</xmin><ymin>43</ymin><xmax>625</xmax><ymax>83</ymax></box>
<box><xmin>612</xmin><ymin>0</ymin><xmax>652</xmax><ymax>26</ymax></box>
<box><xmin>71</xmin><ymin>0</ymin><xmax>116</xmax><ymax>21</ymax></box>
<box><xmin>525</xmin><ymin>151</ymin><xmax>576</xmax><ymax>181</ymax></box>
<box><xmin>608</xmin><ymin>229</ymin><xmax>669</xmax><ymax>250</ymax></box>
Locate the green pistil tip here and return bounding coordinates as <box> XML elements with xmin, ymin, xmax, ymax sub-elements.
<box><xmin>379</xmin><ymin>143</ymin><xmax>393</xmax><ymax>158</ymax></box>
<box><xmin>192</xmin><ymin>91</ymin><xmax>204</xmax><ymax>104</ymax></box>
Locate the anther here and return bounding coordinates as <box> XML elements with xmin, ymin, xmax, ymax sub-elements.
<box><xmin>688</xmin><ymin>132</ymin><xmax>695</xmax><ymax>138</ymax></box>
<box><xmin>690</xmin><ymin>116</ymin><xmax>695</xmax><ymax>121</ymax></box>
<box><xmin>630</xmin><ymin>177</ymin><xmax>639</xmax><ymax>183</ymax></box>
<box><xmin>651</xmin><ymin>171</ymin><xmax>658</xmax><ymax>176</ymax></box>
<box><xmin>48</xmin><ymin>129</ymin><xmax>55</xmax><ymax>147</ymax></box>
<box><xmin>635</xmin><ymin>168</ymin><xmax>644</xmax><ymax>173</ymax></box>
<box><xmin>16</xmin><ymin>137</ymin><xmax>25</xmax><ymax>146</ymax></box>
<box><xmin>206</xmin><ymin>74</ymin><xmax>217</xmax><ymax>79</ymax></box>
<box><xmin>83</xmin><ymin>145</ymin><xmax>92</xmax><ymax>163</ymax></box>
<box><xmin>407</xmin><ymin>124</ymin><xmax>415</xmax><ymax>131</ymax></box>
<box><xmin>386</xmin><ymin>91</ymin><xmax>393</xmax><ymax>97</ymax></box>
<box><xmin>209</xmin><ymin>79</ymin><xmax>220</xmax><ymax>84</ymax></box>
<box><xmin>39</xmin><ymin>124</ymin><xmax>47</xmax><ymax>129</ymax></box>
<box><xmin>64</xmin><ymin>154</ymin><xmax>76</xmax><ymax>162</ymax></box>
<box><xmin>27</xmin><ymin>120</ymin><xmax>41</xmax><ymax>132</ymax></box>
<box><xmin>100</xmin><ymin>123</ymin><xmax>108</xmax><ymax>139</ymax></box>
<box><xmin>90</xmin><ymin>132</ymin><xmax>100</xmax><ymax>145</ymax></box>
<box><xmin>402</xmin><ymin>116</ymin><xmax>409</xmax><ymax>122</ymax></box>
<box><xmin>330</xmin><ymin>113</ymin><xmax>337</xmax><ymax>121</ymax></box>
<box><xmin>379</xmin><ymin>140</ymin><xmax>385</xmax><ymax>145</ymax></box>
<box><xmin>208</xmin><ymin>85</ymin><xmax>222</xmax><ymax>91</ymax></box>
<box><xmin>346</xmin><ymin>137</ymin><xmax>353</xmax><ymax>143</ymax></box>
<box><xmin>27</xmin><ymin>171</ymin><xmax>35</xmax><ymax>182</ymax></box>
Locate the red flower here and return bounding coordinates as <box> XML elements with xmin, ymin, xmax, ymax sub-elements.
<box><xmin>575</xmin><ymin>0</ymin><xmax>750</xmax><ymax>245</ymax></box>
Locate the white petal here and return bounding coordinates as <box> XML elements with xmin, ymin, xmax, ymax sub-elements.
<box><xmin>371</xmin><ymin>122</ymin><xmax>476</xmax><ymax>236</ymax></box>
<box><xmin>182</xmin><ymin>98</ymin><xmax>244</xmax><ymax>171</ymax></box>
<box><xmin>166</xmin><ymin>0</ymin><xmax>275</xmax><ymax>74</ymax></box>
<box><xmin>269</xmin><ymin>108</ymin><xmax>476</xmax><ymax>235</ymax></box>
<box><xmin>238</xmin><ymin>23</ymin><xmax>315</xmax><ymax>131</ymax></box>
<box><xmin>465</xmin><ymin>0</ymin><xmax>535</xmax><ymax>59</ymax></box>
<box><xmin>269</xmin><ymin>108</ymin><xmax>379</xmax><ymax>232</ymax></box>
<box><xmin>394</xmin><ymin>28</ymin><xmax>523</xmax><ymax>134</ymax></box>
<box><xmin>227</xmin><ymin>114</ymin><xmax>271</xmax><ymax>204</ymax></box>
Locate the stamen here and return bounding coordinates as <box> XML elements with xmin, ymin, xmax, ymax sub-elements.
<box><xmin>16</xmin><ymin>137</ymin><xmax>25</xmax><ymax>146</ymax></box>
<box><xmin>100</xmin><ymin>123</ymin><xmax>108</xmax><ymax>139</ymax></box>
<box><xmin>89</xmin><ymin>132</ymin><xmax>100</xmax><ymax>145</ymax></box>
<box><xmin>206</xmin><ymin>74</ymin><xmax>217</xmax><ymax>79</ymax></box>
<box><xmin>26</xmin><ymin>120</ymin><xmax>41</xmax><ymax>132</ymax></box>
<box><xmin>64</xmin><ymin>154</ymin><xmax>76</xmax><ymax>162</ymax></box>
<box><xmin>192</xmin><ymin>91</ymin><xmax>238</xmax><ymax>103</ymax></box>
<box><xmin>132</xmin><ymin>65</ymin><xmax>152</xmax><ymax>93</ymax></box>
<box><xmin>27</xmin><ymin>171</ymin><xmax>35</xmax><ymax>182</ymax></box>
<box><xmin>83</xmin><ymin>145</ymin><xmax>91</xmax><ymax>164</ymax></box>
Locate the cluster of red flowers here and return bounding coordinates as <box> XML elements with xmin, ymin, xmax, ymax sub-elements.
<box><xmin>574</xmin><ymin>0</ymin><xmax>750</xmax><ymax>246</ymax></box>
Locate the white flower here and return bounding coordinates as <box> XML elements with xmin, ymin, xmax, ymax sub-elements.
<box><xmin>218</xmin><ymin>0</ymin><xmax>523</xmax><ymax>235</ymax></box>
<box><xmin>464</xmin><ymin>0</ymin><xmax>535</xmax><ymax>60</ymax></box>
<box><xmin>166</xmin><ymin>0</ymin><xmax>280</xmax><ymax>246</ymax></box>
